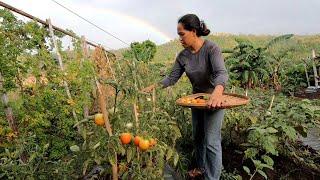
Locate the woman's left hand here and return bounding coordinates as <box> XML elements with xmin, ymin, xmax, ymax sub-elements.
<box><xmin>207</xmin><ymin>85</ymin><xmax>224</xmax><ymax>109</ymax></box>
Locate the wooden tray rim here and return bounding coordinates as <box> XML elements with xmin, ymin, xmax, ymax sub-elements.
<box><xmin>176</xmin><ymin>93</ymin><xmax>250</xmax><ymax>109</ymax></box>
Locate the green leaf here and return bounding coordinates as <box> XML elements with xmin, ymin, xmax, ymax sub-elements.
<box><xmin>260</xmin><ymin>163</ymin><xmax>274</xmax><ymax>170</ymax></box>
<box><xmin>82</xmin><ymin>159</ymin><xmax>90</xmax><ymax>175</ymax></box>
<box><xmin>170</xmin><ymin>125</ymin><xmax>182</xmax><ymax>138</ymax></box>
<box><xmin>222</xmin><ymin>49</ymin><xmax>234</xmax><ymax>53</ymax></box>
<box><xmin>249</xmin><ymin>116</ymin><xmax>258</xmax><ymax>124</ymax></box>
<box><xmin>166</xmin><ymin>148</ymin><xmax>173</xmax><ymax>161</ymax></box>
<box><xmin>43</xmin><ymin>143</ymin><xmax>50</xmax><ymax>149</ymax></box>
<box><xmin>262</xmin><ymin>155</ymin><xmax>274</xmax><ymax>166</ymax></box>
<box><xmin>243</xmin><ymin>166</ymin><xmax>251</xmax><ymax>175</ymax></box>
<box><xmin>257</xmin><ymin>170</ymin><xmax>268</xmax><ymax>179</ymax></box>
<box><xmin>119</xmin><ymin>145</ymin><xmax>126</xmax><ymax>156</ymax></box>
<box><xmin>265</xmin><ymin>127</ymin><xmax>278</xmax><ymax>134</ymax></box>
<box><xmin>108</xmin><ymin>151</ymin><xmax>117</xmax><ymax>166</ymax></box>
<box><xmin>92</xmin><ymin>142</ymin><xmax>101</xmax><ymax>150</ymax></box>
<box><xmin>28</xmin><ymin>153</ymin><xmax>37</xmax><ymax>162</ymax></box>
<box><xmin>252</xmin><ymin>159</ymin><xmax>262</xmax><ymax>168</ymax></box>
<box><xmin>262</xmin><ymin>136</ymin><xmax>278</xmax><ymax>155</ymax></box>
<box><xmin>282</xmin><ymin>126</ymin><xmax>297</xmax><ymax>140</ymax></box>
<box><xmin>265</xmin><ymin>34</ymin><xmax>294</xmax><ymax>49</ymax></box>
<box><xmin>70</xmin><ymin>145</ymin><xmax>80</xmax><ymax>152</ymax></box>
<box><xmin>245</xmin><ymin>148</ymin><xmax>258</xmax><ymax>159</ymax></box>
<box><xmin>127</xmin><ymin>148</ymin><xmax>133</xmax><ymax>163</ymax></box>
<box><xmin>174</xmin><ymin>152</ymin><xmax>179</xmax><ymax>167</ymax></box>
<box><xmin>243</xmin><ymin>70</ymin><xmax>249</xmax><ymax>83</ymax></box>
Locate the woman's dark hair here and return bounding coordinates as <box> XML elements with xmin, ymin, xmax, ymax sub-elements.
<box><xmin>178</xmin><ymin>14</ymin><xmax>210</xmax><ymax>36</ymax></box>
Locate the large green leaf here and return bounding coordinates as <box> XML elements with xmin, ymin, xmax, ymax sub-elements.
<box><xmin>265</xmin><ymin>34</ymin><xmax>294</xmax><ymax>49</ymax></box>
<box><xmin>258</xmin><ymin>170</ymin><xmax>268</xmax><ymax>179</ymax></box>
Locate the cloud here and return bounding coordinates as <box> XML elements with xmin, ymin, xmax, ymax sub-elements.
<box><xmin>2</xmin><ymin>0</ymin><xmax>319</xmax><ymax>49</ymax></box>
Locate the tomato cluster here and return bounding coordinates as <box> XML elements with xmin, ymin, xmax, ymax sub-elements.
<box><xmin>120</xmin><ymin>133</ymin><xmax>157</xmax><ymax>151</ymax></box>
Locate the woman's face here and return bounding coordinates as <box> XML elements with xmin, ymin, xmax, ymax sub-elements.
<box><xmin>177</xmin><ymin>23</ymin><xmax>197</xmax><ymax>48</ymax></box>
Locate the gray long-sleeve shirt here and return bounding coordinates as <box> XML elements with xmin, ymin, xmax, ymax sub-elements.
<box><xmin>160</xmin><ymin>40</ymin><xmax>228</xmax><ymax>93</ymax></box>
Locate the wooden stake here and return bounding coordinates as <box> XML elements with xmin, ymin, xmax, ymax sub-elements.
<box><xmin>47</xmin><ymin>18</ymin><xmax>80</xmax><ymax>132</ymax></box>
<box><xmin>304</xmin><ymin>63</ymin><xmax>310</xmax><ymax>87</ymax></box>
<box><xmin>81</xmin><ymin>36</ymin><xmax>89</xmax><ymax>59</ymax></box>
<box><xmin>152</xmin><ymin>87</ymin><xmax>156</xmax><ymax>112</ymax></box>
<box><xmin>97</xmin><ymin>84</ymin><xmax>113</xmax><ymax>136</ymax></box>
<box><xmin>92</xmin><ymin>47</ymin><xmax>113</xmax><ymax>135</ymax></box>
<box><xmin>133</xmin><ymin>103</ymin><xmax>139</xmax><ymax>128</ymax></box>
<box><xmin>112</xmin><ymin>152</ymin><xmax>118</xmax><ymax>180</ymax></box>
<box><xmin>312</xmin><ymin>50</ymin><xmax>319</xmax><ymax>88</ymax></box>
<box><xmin>92</xmin><ymin>47</ymin><xmax>117</xmax><ymax>179</ymax></box>
<box><xmin>0</xmin><ymin>72</ymin><xmax>18</xmax><ymax>133</ymax></box>
<box><xmin>268</xmin><ymin>95</ymin><xmax>275</xmax><ymax>112</ymax></box>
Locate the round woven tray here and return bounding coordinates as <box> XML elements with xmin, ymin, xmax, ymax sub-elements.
<box><xmin>176</xmin><ymin>93</ymin><xmax>250</xmax><ymax>109</ymax></box>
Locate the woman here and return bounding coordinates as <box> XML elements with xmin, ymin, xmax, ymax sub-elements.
<box><xmin>142</xmin><ymin>14</ymin><xmax>228</xmax><ymax>180</ymax></box>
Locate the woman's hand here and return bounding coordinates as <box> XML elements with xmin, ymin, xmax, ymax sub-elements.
<box><xmin>140</xmin><ymin>84</ymin><xmax>157</xmax><ymax>93</ymax></box>
<box><xmin>207</xmin><ymin>85</ymin><xmax>224</xmax><ymax>109</ymax></box>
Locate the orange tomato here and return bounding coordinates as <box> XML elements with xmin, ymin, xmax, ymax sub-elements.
<box><xmin>149</xmin><ymin>138</ymin><xmax>157</xmax><ymax>146</ymax></box>
<box><xmin>134</xmin><ymin>136</ymin><xmax>141</xmax><ymax>146</ymax></box>
<box><xmin>191</xmin><ymin>99</ymin><xmax>197</xmax><ymax>104</ymax></box>
<box><xmin>196</xmin><ymin>99</ymin><xmax>206</xmax><ymax>104</ymax></box>
<box><xmin>120</xmin><ymin>133</ymin><xmax>132</xmax><ymax>144</ymax></box>
<box><xmin>139</xmin><ymin>139</ymin><xmax>150</xmax><ymax>151</ymax></box>
<box><xmin>94</xmin><ymin>113</ymin><xmax>105</xmax><ymax>126</ymax></box>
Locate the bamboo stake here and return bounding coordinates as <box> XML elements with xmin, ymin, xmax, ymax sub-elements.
<box><xmin>92</xmin><ymin>47</ymin><xmax>117</xmax><ymax>179</ymax></box>
<box><xmin>112</xmin><ymin>153</ymin><xmax>118</xmax><ymax>180</ymax></box>
<box><xmin>97</xmin><ymin>84</ymin><xmax>113</xmax><ymax>136</ymax></box>
<box><xmin>304</xmin><ymin>63</ymin><xmax>310</xmax><ymax>87</ymax></box>
<box><xmin>0</xmin><ymin>72</ymin><xmax>18</xmax><ymax>133</ymax></box>
<box><xmin>47</xmin><ymin>18</ymin><xmax>80</xmax><ymax>132</ymax></box>
<box><xmin>152</xmin><ymin>87</ymin><xmax>156</xmax><ymax>112</ymax></box>
<box><xmin>81</xmin><ymin>36</ymin><xmax>89</xmax><ymax>59</ymax></box>
<box><xmin>312</xmin><ymin>50</ymin><xmax>319</xmax><ymax>88</ymax></box>
<box><xmin>268</xmin><ymin>95</ymin><xmax>275</xmax><ymax>112</ymax></box>
<box><xmin>92</xmin><ymin>47</ymin><xmax>113</xmax><ymax>135</ymax></box>
<box><xmin>133</xmin><ymin>103</ymin><xmax>139</xmax><ymax>128</ymax></box>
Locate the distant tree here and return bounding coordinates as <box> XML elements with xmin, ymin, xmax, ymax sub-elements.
<box><xmin>123</xmin><ymin>40</ymin><xmax>157</xmax><ymax>63</ymax></box>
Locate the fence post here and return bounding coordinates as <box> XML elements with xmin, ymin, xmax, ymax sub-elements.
<box><xmin>312</xmin><ymin>50</ymin><xmax>318</xmax><ymax>88</ymax></box>
<box><xmin>0</xmin><ymin>72</ymin><xmax>18</xmax><ymax>133</ymax></box>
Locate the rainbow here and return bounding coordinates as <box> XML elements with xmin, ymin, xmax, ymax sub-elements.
<box><xmin>105</xmin><ymin>9</ymin><xmax>172</xmax><ymax>42</ymax></box>
<box><xmin>81</xmin><ymin>5</ymin><xmax>173</xmax><ymax>43</ymax></box>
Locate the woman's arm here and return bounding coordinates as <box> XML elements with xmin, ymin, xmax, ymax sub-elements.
<box><xmin>207</xmin><ymin>45</ymin><xmax>228</xmax><ymax>108</ymax></box>
<box><xmin>141</xmin><ymin>56</ymin><xmax>185</xmax><ymax>93</ymax></box>
<box><xmin>207</xmin><ymin>85</ymin><xmax>224</xmax><ymax>108</ymax></box>
<box><xmin>160</xmin><ymin>58</ymin><xmax>185</xmax><ymax>88</ymax></box>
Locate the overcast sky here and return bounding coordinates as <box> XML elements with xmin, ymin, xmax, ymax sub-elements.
<box><xmin>1</xmin><ymin>0</ymin><xmax>320</xmax><ymax>49</ymax></box>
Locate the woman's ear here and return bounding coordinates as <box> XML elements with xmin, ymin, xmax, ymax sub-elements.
<box><xmin>191</xmin><ymin>29</ymin><xmax>197</xmax><ymax>36</ymax></box>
